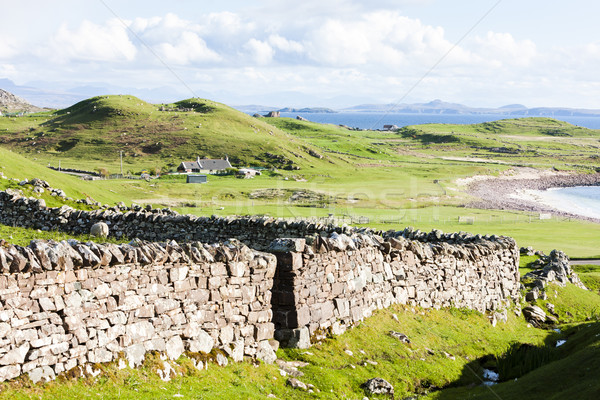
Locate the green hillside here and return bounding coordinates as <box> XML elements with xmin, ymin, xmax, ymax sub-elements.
<box><xmin>0</xmin><ymin>95</ymin><xmax>342</xmax><ymax>173</ymax></box>
<box><xmin>0</xmin><ymin>146</ymin><xmax>127</xmax><ymax>204</ymax></box>
<box><xmin>1</xmin><ymin>100</ymin><xmax>600</xmax><ymax>256</ymax></box>
<box><xmin>396</xmin><ymin>118</ymin><xmax>600</xmax><ymax>168</ymax></box>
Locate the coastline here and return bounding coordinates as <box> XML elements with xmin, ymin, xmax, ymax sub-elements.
<box><xmin>463</xmin><ymin>168</ymin><xmax>600</xmax><ymax>223</ymax></box>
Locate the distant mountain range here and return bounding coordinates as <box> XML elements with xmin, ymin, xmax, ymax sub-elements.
<box><xmin>234</xmin><ymin>105</ymin><xmax>337</xmax><ymax>114</ymax></box>
<box><xmin>341</xmin><ymin>99</ymin><xmax>600</xmax><ymax>117</ymax></box>
<box><xmin>2</xmin><ymin>78</ymin><xmax>600</xmax><ymax>118</ymax></box>
<box><xmin>235</xmin><ymin>99</ymin><xmax>600</xmax><ymax>117</ymax></box>
<box><xmin>278</xmin><ymin>107</ymin><xmax>337</xmax><ymax>113</ymax></box>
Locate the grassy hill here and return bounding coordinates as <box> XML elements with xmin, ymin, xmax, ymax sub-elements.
<box><xmin>0</xmin><ymin>95</ymin><xmax>342</xmax><ymax>173</ymax></box>
<box><xmin>2</xmin><ymin>99</ymin><xmax>600</xmax><ymax>256</ymax></box>
<box><xmin>397</xmin><ymin>118</ymin><xmax>600</xmax><ymax>168</ymax></box>
<box><xmin>0</xmin><ymin>146</ymin><xmax>127</xmax><ymax>204</ymax></box>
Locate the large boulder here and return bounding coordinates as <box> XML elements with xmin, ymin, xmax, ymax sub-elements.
<box><xmin>90</xmin><ymin>222</ymin><xmax>109</xmax><ymax>238</ymax></box>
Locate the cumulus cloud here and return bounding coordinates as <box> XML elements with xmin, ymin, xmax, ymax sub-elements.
<box><xmin>243</xmin><ymin>39</ymin><xmax>275</xmax><ymax>65</ymax></box>
<box><xmin>6</xmin><ymin>4</ymin><xmax>600</xmax><ymax>108</ymax></box>
<box><xmin>155</xmin><ymin>31</ymin><xmax>221</xmax><ymax>65</ymax></box>
<box><xmin>268</xmin><ymin>34</ymin><xmax>304</xmax><ymax>53</ymax></box>
<box><xmin>305</xmin><ymin>11</ymin><xmax>459</xmax><ymax>67</ymax></box>
<box><xmin>48</xmin><ymin>19</ymin><xmax>137</xmax><ymax>63</ymax></box>
<box><xmin>200</xmin><ymin>12</ymin><xmax>255</xmax><ymax>37</ymax></box>
<box><xmin>473</xmin><ymin>31</ymin><xmax>537</xmax><ymax>67</ymax></box>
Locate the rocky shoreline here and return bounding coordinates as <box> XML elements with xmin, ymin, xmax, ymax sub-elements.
<box><xmin>466</xmin><ymin>170</ymin><xmax>600</xmax><ymax>223</ymax></box>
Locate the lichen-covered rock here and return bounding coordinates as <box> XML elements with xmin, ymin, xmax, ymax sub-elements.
<box><xmin>362</xmin><ymin>377</ymin><xmax>394</xmax><ymax>396</ymax></box>
<box><xmin>90</xmin><ymin>222</ymin><xmax>109</xmax><ymax>238</ymax></box>
<box><xmin>522</xmin><ymin>305</ymin><xmax>548</xmax><ymax>327</ymax></box>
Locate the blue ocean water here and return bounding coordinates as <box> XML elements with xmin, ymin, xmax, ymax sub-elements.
<box><xmin>534</xmin><ymin>186</ymin><xmax>600</xmax><ymax>219</ymax></box>
<box><xmin>274</xmin><ymin>112</ymin><xmax>600</xmax><ymax>130</ymax></box>
<box><xmin>273</xmin><ymin>111</ymin><xmax>600</xmax><ymax>217</ymax></box>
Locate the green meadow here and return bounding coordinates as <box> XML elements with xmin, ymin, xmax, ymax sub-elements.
<box><xmin>1</xmin><ymin>97</ymin><xmax>600</xmax><ymax>398</ymax></box>
<box><xmin>3</xmin><ymin>100</ymin><xmax>599</xmax><ymax>256</ymax></box>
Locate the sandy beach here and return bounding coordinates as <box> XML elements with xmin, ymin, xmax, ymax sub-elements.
<box><xmin>462</xmin><ymin>168</ymin><xmax>600</xmax><ymax>222</ymax></box>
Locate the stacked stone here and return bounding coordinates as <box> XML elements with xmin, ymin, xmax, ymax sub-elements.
<box><xmin>0</xmin><ymin>187</ymin><xmax>522</xmax><ymax>377</ymax></box>
<box><xmin>0</xmin><ymin>239</ymin><xmax>277</xmax><ymax>382</ymax></box>
<box><xmin>0</xmin><ymin>189</ymin><xmax>521</xmax><ymax>253</ymax></box>
<box><xmin>270</xmin><ymin>232</ymin><xmax>519</xmax><ymax>346</ymax></box>
<box><xmin>0</xmin><ymin>190</ymin><xmax>359</xmax><ymax>249</ymax></box>
<box><xmin>524</xmin><ymin>249</ymin><xmax>587</xmax><ymax>289</ymax></box>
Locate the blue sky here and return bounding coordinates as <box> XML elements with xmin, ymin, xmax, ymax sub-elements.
<box><xmin>1</xmin><ymin>0</ymin><xmax>599</xmax><ymax>108</ymax></box>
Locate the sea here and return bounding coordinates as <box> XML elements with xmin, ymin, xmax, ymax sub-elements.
<box><xmin>530</xmin><ymin>186</ymin><xmax>600</xmax><ymax>219</ymax></box>
<box><xmin>274</xmin><ymin>112</ymin><xmax>600</xmax><ymax>130</ymax></box>
<box><xmin>273</xmin><ymin>111</ymin><xmax>600</xmax><ymax>218</ymax></box>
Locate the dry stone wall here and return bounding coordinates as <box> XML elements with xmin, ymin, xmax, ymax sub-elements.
<box><xmin>0</xmin><ymin>189</ymin><xmax>521</xmax><ymax>382</ymax></box>
<box><xmin>0</xmin><ymin>239</ymin><xmax>276</xmax><ymax>382</ymax></box>
<box><xmin>270</xmin><ymin>233</ymin><xmax>519</xmax><ymax>347</ymax></box>
<box><xmin>0</xmin><ymin>191</ymin><xmax>352</xmax><ymax>250</ymax></box>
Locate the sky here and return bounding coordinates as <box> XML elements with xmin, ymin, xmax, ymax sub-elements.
<box><xmin>1</xmin><ymin>0</ymin><xmax>599</xmax><ymax>108</ymax></box>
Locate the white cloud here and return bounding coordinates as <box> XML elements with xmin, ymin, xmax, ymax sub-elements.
<box><xmin>48</xmin><ymin>19</ymin><xmax>137</xmax><ymax>63</ymax></box>
<box><xmin>473</xmin><ymin>32</ymin><xmax>536</xmax><ymax>67</ymax></box>
<box><xmin>130</xmin><ymin>13</ymin><xmax>196</xmax><ymax>44</ymax></box>
<box><xmin>156</xmin><ymin>31</ymin><xmax>221</xmax><ymax>65</ymax></box>
<box><xmin>5</xmin><ymin>4</ymin><xmax>600</xmax><ymax>109</ymax></box>
<box><xmin>201</xmin><ymin>12</ymin><xmax>255</xmax><ymax>37</ymax></box>
<box><xmin>268</xmin><ymin>34</ymin><xmax>304</xmax><ymax>53</ymax></box>
<box><xmin>304</xmin><ymin>11</ymin><xmax>460</xmax><ymax>68</ymax></box>
<box><xmin>306</xmin><ymin>18</ymin><xmax>371</xmax><ymax>65</ymax></box>
<box><xmin>0</xmin><ymin>37</ymin><xmax>18</xmax><ymax>59</ymax></box>
<box><xmin>243</xmin><ymin>39</ymin><xmax>274</xmax><ymax>65</ymax></box>
<box><xmin>0</xmin><ymin>64</ymin><xmax>16</xmax><ymax>77</ymax></box>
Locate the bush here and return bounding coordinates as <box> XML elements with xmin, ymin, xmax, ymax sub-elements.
<box><xmin>96</xmin><ymin>167</ymin><xmax>109</xmax><ymax>178</ymax></box>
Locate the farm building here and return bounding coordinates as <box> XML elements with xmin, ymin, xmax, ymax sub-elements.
<box><xmin>177</xmin><ymin>156</ymin><xmax>232</xmax><ymax>174</ymax></box>
<box><xmin>186</xmin><ymin>175</ymin><xmax>208</xmax><ymax>184</ymax></box>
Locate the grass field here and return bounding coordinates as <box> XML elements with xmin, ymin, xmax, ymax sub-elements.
<box><xmin>2</xmin><ymin>102</ymin><xmax>600</xmax><ymax>257</ymax></box>
<box><xmin>1</xmin><ymin>98</ymin><xmax>600</xmax><ymax>398</ymax></box>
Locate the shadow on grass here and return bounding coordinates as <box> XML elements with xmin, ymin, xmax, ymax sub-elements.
<box><xmin>434</xmin><ymin>322</ymin><xmax>600</xmax><ymax>400</ymax></box>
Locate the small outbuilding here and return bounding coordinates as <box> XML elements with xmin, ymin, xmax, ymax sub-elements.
<box><xmin>186</xmin><ymin>174</ymin><xmax>208</xmax><ymax>184</ymax></box>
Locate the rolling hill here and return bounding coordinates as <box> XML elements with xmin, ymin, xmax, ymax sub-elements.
<box><xmin>0</xmin><ymin>146</ymin><xmax>125</xmax><ymax>204</ymax></box>
<box><xmin>0</xmin><ymin>95</ymin><xmax>342</xmax><ymax>172</ymax></box>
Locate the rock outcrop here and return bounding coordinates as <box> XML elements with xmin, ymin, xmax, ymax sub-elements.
<box><xmin>0</xmin><ymin>89</ymin><xmax>42</xmax><ymax>113</ymax></box>
<box><xmin>524</xmin><ymin>249</ymin><xmax>587</xmax><ymax>289</ymax></box>
<box><xmin>362</xmin><ymin>377</ymin><xmax>394</xmax><ymax>396</ymax></box>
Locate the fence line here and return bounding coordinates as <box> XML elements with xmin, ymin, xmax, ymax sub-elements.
<box><xmin>279</xmin><ymin>213</ymin><xmax>567</xmax><ymax>227</ymax></box>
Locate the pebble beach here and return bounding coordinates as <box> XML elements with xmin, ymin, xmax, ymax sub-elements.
<box><xmin>464</xmin><ymin>168</ymin><xmax>600</xmax><ymax>222</ymax></box>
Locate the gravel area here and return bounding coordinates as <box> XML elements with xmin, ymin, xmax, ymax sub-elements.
<box><xmin>465</xmin><ymin>169</ymin><xmax>600</xmax><ymax>223</ymax></box>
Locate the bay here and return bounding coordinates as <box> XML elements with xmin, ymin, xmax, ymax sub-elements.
<box><xmin>528</xmin><ymin>186</ymin><xmax>600</xmax><ymax>219</ymax></box>
<box><xmin>273</xmin><ymin>112</ymin><xmax>600</xmax><ymax>130</ymax></box>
